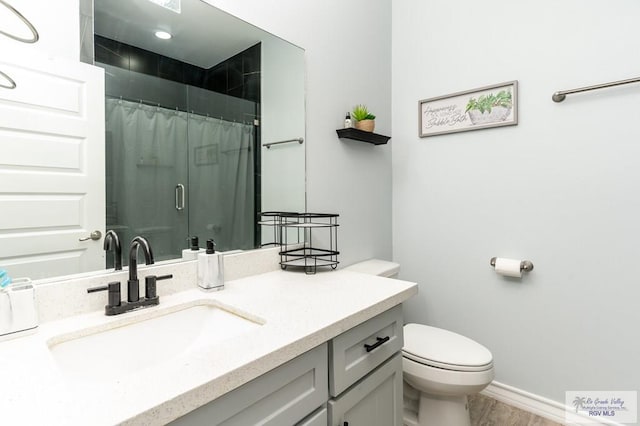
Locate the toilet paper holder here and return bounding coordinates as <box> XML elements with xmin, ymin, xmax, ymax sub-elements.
<box><xmin>490</xmin><ymin>257</ymin><xmax>534</xmax><ymax>272</ymax></box>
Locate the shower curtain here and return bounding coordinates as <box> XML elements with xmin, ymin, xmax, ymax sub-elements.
<box><xmin>187</xmin><ymin>113</ymin><xmax>255</xmax><ymax>251</ymax></box>
<box><xmin>105</xmin><ymin>97</ymin><xmax>255</xmax><ymax>262</ymax></box>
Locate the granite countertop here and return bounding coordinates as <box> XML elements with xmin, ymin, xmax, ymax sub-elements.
<box><xmin>0</xmin><ymin>269</ymin><xmax>417</xmax><ymax>425</ymax></box>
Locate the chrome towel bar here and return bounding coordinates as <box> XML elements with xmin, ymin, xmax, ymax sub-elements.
<box><xmin>263</xmin><ymin>137</ymin><xmax>304</xmax><ymax>149</ymax></box>
<box><xmin>552</xmin><ymin>76</ymin><xmax>640</xmax><ymax>102</ymax></box>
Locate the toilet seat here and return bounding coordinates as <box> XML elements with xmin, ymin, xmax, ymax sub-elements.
<box><xmin>403</xmin><ymin>323</ymin><xmax>493</xmax><ymax>372</ymax></box>
<box><xmin>402</xmin><ymin>351</ymin><xmax>493</xmax><ymax>372</ymax></box>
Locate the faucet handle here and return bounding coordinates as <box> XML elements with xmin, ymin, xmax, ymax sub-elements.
<box><xmin>87</xmin><ymin>282</ymin><xmax>121</xmax><ymax>308</ymax></box>
<box><xmin>144</xmin><ymin>274</ymin><xmax>173</xmax><ymax>299</ymax></box>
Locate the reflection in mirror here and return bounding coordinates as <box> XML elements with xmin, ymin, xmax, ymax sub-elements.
<box><xmin>96</xmin><ymin>0</ymin><xmax>308</xmax><ymax>265</ymax></box>
<box><xmin>0</xmin><ymin>0</ymin><xmax>305</xmax><ymax>281</ymax></box>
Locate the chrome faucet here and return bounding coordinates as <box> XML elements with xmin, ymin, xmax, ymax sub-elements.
<box><xmin>127</xmin><ymin>236</ymin><xmax>154</xmax><ymax>303</ymax></box>
<box><xmin>103</xmin><ymin>230</ymin><xmax>122</xmax><ymax>270</ymax></box>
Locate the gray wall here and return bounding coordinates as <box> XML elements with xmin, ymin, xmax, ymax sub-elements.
<box><xmin>392</xmin><ymin>0</ymin><xmax>640</xmax><ymax>403</ymax></box>
<box><xmin>206</xmin><ymin>0</ymin><xmax>393</xmax><ymax>267</ymax></box>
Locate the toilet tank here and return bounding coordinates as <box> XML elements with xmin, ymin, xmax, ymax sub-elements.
<box><xmin>344</xmin><ymin>259</ymin><xmax>400</xmax><ymax>278</ymax></box>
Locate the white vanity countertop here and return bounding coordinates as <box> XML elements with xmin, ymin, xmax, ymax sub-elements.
<box><xmin>0</xmin><ymin>269</ymin><xmax>417</xmax><ymax>425</ymax></box>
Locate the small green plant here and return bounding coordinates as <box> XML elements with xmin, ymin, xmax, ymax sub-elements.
<box><xmin>352</xmin><ymin>104</ymin><xmax>376</xmax><ymax>121</ymax></box>
<box><xmin>465</xmin><ymin>90</ymin><xmax>512</xmax><ymax>114</ymax></box>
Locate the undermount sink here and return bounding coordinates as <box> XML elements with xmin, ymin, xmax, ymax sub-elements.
<box><xmin>48</xmin><ymin>301</ymin><xmax>263</xmax><ymax>382</ymax></box>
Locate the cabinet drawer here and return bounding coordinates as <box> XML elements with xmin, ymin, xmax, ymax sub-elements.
<box><xmin>170</xmin><ymin>343</ymin><xmax>328</xmax><ymax>425</ymax></box>
<box><xmin>296</xmin><ymin>406</ymin><xmax>327</xmax><ymax>426</ymax></box>
<box><xmin>329</xmin><ymin>304</ymin><xmax>403</xmax><ymax>396</ymax></box>
<box><xmin>328</xmin><ymin>353</ymin><xmax>403</xmax><ymax>426</ymax></box>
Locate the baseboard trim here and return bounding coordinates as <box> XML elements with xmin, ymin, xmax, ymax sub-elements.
<box><xmin>481</xmin><ymin>381</ymin><xmax>625</xmax><ymax>426</ymax></box>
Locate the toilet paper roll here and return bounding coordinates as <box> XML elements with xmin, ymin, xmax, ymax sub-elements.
<box><xmin>494</xmin><ymin>258</ymin><xmax>522</xmax><ymax>278</ymax></box>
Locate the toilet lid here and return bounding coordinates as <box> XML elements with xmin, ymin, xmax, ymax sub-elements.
<box><xmin>344</xmin><ymin>259</ymin><xmax>400</xmax><ymax>277</ymax></box>
<box><xmin>403</xmin><ymin>323</ymin><xmax>493</xmax><ymax>372</ymax></box>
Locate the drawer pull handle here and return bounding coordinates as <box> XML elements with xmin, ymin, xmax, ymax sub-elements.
<box><xmin>364</xmin><ymin>336</ymin><xmax>390</xmax><ymax>352</ymax></box>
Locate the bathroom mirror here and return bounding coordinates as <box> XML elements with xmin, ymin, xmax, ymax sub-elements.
<box><xmin>0</xmin><ymin>0</ymin><xmax>305</xmax><ymax>281</ymax></box>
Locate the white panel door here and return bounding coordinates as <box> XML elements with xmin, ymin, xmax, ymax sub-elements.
<box><xmin>0</xmin><ymin>56</ymin><xmax>105</xmax><ymax>280</ymax></box>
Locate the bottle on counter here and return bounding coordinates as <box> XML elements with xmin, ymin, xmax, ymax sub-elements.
<box><xmin>182</xmin><ymin>236</ymin><xmax>204</xmax><ymax>261</ymax></box>
<box><xmin>197</xmin><ymin>239</ymin><xmax>224</xmax><ymax>291</ymax></box>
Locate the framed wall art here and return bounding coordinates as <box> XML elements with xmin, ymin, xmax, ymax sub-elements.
<box><xmin>419</xmin><ymin>81</ymin><xmax>518</xmax><ymax>137</ymax></box>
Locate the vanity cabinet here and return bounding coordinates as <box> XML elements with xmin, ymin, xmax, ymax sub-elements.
<box><xmin>329</xmin><ymin>304</ymin><xmax>403</xmax><ymax>396</ymax></box>
<box><xmin>170</xmin><ymin>343</ymin><xmax>328</xmax><ymax>426</ymax></box>
<box><xmin>328</xmin><ymin>354</ymin><xmax>403</xmax><ymax>426</ymax></box>
<box><xmin>172</xmin><ymin>305</ymin><xmax>404</xmax><ymax>426</ymax></box>
<box><xmin>328</xmin><ymin>304</ymin><xmax>404</xmax><ymax>426</ymax></box>
<box><xmin>297</xmin><ymin>407</ymin><xmax>328</xmax><ymax>426</ymax></box>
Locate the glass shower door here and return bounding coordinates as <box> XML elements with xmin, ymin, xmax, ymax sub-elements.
<box><xmin>185</xmin><ymin>86</ymin><xmax>257</xmax><ymax>252</ymax></box>
<box><xmin>103</xmin><ymin>64</ymin><xmax>260</xmax><ymax>265</ymax></box>
<box><xmin>105</xmin><ymin>98</ymin><xmax>189</xmax><ymax>265</ymax></box>
<box><xmin>186</xmin><ymin>114</ymin><xmax>255</xmax><ymax>252</ymax></box>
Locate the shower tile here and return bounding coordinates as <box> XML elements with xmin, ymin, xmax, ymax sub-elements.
<box><xmin>228</xmin><ymin>86</ymin><xmax>244</xmax><ymax>100</ymax></box>
<box><xmin>95</xmin><ymin>37</ymin><xmax>129</xmax><ymax>70</ymax></box>
<box><xmin>243</xmin><ymin>73</ymin><xmax>260</xmax><ymax>103</ymax></box>
<box><xmin>129</xmin><ymin>48</ymin><xmax>159</xmax><ymax>77</ymax></box>
<box><xmin>205</xmin><ymin>65</ymin><xmax>227</xmax><ymax>94</ymax></box>
<box><xmin>227</xmin><ymin>59</ymin><xmax>243</xmax><ymax>91</ymax></box>
<box><xmin>159</xmin><ymin>57</ymin><xmax>185</xmax><ymax>83</ymax></box>
<box><xmin>185</xmin><ymin>67</ymin><xmax>206</xmax><ymax>88</ymax></box>
<box><xmin>242</xmin><ymin>44</ymin><xmax>261</xmax><ymax>74</ymax></box>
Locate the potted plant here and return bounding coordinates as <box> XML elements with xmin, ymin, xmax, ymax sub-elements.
<box><xmin>352</xmin><ymin>104</ymin><xmax>376</xmax><ymax>132</ymax></box>
<box><xmin>465</xmin><ymin>90</ymin><xmax>512</xmax><ymax>125</ymax></box>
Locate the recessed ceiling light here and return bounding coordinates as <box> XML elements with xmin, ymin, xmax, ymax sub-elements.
<box><xmin>155</xmin><ymin>31</ymin><xmax>172</xmax><ymax>40</ymax></box>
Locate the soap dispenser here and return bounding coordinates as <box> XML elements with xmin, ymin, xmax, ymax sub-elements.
<box><xmin>182</xmin><ymin>236</ymin><xmax>204</xmax><ymax>260</ymax></box>
<box><xmin>197</xmin><ymin>239</ymin><xmax>224</xmax><ymax>291</ymax></box>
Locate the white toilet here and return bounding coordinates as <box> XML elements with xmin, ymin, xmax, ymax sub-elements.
<box><xmin>345</xmin><ymin>259</ymin><xmax>495</xmax><ymax>426</ymax></box>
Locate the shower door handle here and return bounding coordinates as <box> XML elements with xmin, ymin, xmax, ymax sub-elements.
<box><xmin>175</xmin><ymin>184</ymin><xmax>185</xmax><ymax>211</ymax></box>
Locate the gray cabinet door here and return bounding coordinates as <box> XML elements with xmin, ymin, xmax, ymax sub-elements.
<box><xmin>171</xmin><ymin>343</ymin><xmax>328</xmax><ymax>425</ymax></box>
<box><xmin>329</xmin><ymin>304</ymin><xmax>403</xmax><ymax>396</ymax></box>
<box><xmin>328</xmin><ymin>353</ymin><xmax>403</xmax><ymax>426</ymax></box>
<box><xmin>296</xmin><ymin>406</ymin><xmax>327</xmax><ymax>426</ymax></box>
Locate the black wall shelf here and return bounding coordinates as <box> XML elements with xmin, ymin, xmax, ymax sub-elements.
<box><xmin>336</xmin><ymin>128</ymin><xmax>391</xmax><ymax>145</ymax></box>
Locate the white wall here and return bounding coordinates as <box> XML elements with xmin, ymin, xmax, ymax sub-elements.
<box><xmin>392</xmin><ymin>0</ymin><xmax>640</xmax><ymax>404</ymax></box>
<box><xmin>260</xmin><ymin>34</ymin><xmax>306</xmax><ymax>214</ymax></box>
<box><xmin>207</xmin><ymin>0</ymin><xmax>393</xmax><ymax>267</ymax></box>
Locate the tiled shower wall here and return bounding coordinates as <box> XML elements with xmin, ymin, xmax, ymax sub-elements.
<box><xmin>94</xmin><ymin>35</ymin><xmax>260</xmax><ymax>105</ymax></box>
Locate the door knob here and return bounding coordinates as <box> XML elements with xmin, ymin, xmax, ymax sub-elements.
<box><xmin>79</xmin><ymin>230</ymin><xmax>102</xmax><ymax>241</ymax></box>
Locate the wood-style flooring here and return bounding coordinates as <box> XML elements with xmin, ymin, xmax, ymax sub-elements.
<box><xmin>469</xmin><ymin>394</ymin><xmax>563</xmax><ymax>426</ymax></box>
